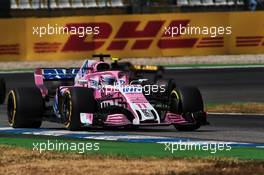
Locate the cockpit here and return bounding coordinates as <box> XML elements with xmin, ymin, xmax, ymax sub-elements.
<box><xmin>96</xmin><ymin>62</ymin><xmax>111</xmax><ymax>71</ymax></box>
<box><xmin>100</xmin><ymin>75</ymin><xmax>117</xmax><ymax>86</ymax></box>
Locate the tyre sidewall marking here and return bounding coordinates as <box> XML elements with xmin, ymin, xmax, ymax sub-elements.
<box><xmin>8</xmin><ymin>90</ymin><xmax>16</xmax><ymax>127</ymax></box>
<box><xmin>64</xmin><ymin>91</ymin><xmax>72</xmax><ymax>129</ymax></box>
<box><xmin>170</xmin><ymin>89</ymin><xmax>179</xmax><ymax>100</ymax></box>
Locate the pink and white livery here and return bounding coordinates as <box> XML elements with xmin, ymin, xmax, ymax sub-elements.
<box><xmin>7</xmin><ymin>54</ymin><xmax>208</xmax><ymax>131</ymax></box>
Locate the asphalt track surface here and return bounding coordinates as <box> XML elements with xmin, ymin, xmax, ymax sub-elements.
<box><xmin>0</xmin><ymin>67</ymin><xmax>264</xmax><ymax>143</ymax></box>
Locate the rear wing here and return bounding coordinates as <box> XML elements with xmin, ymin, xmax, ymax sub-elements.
<box><xmin>34</xmin><ymin>68</ymin><xmax>80</xmax><ymax>90</ymax></box>
<box><xmin>35</xmin><ymin>68</ymin><xmax>79</xmax><ymax>81</ymax></box>
<box><xmin>131</xmin><ymin>65</ymin><xmax>163</xmax><ymax>72</ymax></box>
<box><xmin>115</xmin><ymin>62</ymin><xmax>164</xmax><ymax>73</ymax></box>
<box><xmin>34</xmin><ymin>68</ymin><xmax>80</xmax><ymax>96</ymax></box>
<box><xmin>113</xmin><ymin>62</ymin><xmax>164</xmax><ymax>82</ymax></box>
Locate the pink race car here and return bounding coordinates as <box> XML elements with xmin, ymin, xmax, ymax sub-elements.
<box><xmin>7</xmin><ymin>55</ymin><xmax>208</xmax><ymax>131</ymax></box>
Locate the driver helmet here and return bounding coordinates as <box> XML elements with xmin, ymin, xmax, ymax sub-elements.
<box><xmin>100</xmin><ymin>75</ymin><xmax>116</xmax><ymax>86</ymax></box>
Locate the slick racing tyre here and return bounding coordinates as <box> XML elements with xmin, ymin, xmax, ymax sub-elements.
<box><xmin>172</xmin><ymin>86</ymin><xmax>204</xmax><ymax>114</ymax></box>
<box><xmin>62</xmin><ymin>87</ymin><xmax>96</xmax><ymax>131</ymax></box>
<box><xmin>7</xmin><ymin>87</ymin><xmax>43</xmax><ymax>128</ymax></box>
<box><xmin>170</xmin><ymin>86</ymin><xmax>204</xmax><ymax>131</ymax></box>
<box><xmin>0</xmin><ymin>78</ymin><xmax>6</xmax><ymax>105</ymax></box>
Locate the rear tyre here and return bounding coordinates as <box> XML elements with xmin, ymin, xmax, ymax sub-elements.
<box><xmin>0</xmin><ymin>78</ymin><xmax>6</xmax><ymax>104</ymax></box>
<box><xmin>62</xmin><ymin>87</ymin><xmax>96</xmax><ymax>131</ymax></box>
<box><xmin>170</xmin><ymin>86</ymin><xmax>204</xmax><ymax>131</ymax></box>
<box><xmin>7</xmin><ymin>87</ymin><xmax>43</xmax><ymax>128</ymax></box>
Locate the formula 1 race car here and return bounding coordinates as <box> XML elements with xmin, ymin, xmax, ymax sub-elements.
<box><xmin>7</xmin><ymin>54</ymin><xmax>208</xmax><ymax>131</ymax></box>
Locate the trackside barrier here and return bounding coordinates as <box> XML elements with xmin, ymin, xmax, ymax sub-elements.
<box><xmin>0</xmin><ymin>12</ymin><xmax>264</xmax><ymax>61</ymax></box>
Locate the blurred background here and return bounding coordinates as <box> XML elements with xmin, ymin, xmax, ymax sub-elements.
<box><xmin>0</xmin><ymin>0</ymin><xmax>263</xmax><ymax>18</ymax></box>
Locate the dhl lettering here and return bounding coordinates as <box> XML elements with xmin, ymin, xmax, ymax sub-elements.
<box><xmin>62</xmin><ymin>23</ymin><xmax>112</xmax><ymax>51</ymax></box>
<box><xmin>131</xmin><ymin>40</ymin><xmax>153</xmax><ymax>50</ymax></box>
<box><xmin>62</xmin><ymin>20</ymin><xmax>198</xmax><ymax>52</ymax></box>
<box><xmin>107</xmin><ymin>41</ymin><xmax>127</xmax><ymax>50</ymax></box>
<box><xmin>109</xmin><ymin>20</ymin><xmax>164</xmax><ymax>50</ymax></box>
<box><xmin>115</xmin><ymin>21</ymin><xmax>164</xmax><ymax>38</ymax></box>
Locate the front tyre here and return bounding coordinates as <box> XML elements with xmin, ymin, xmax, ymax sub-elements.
<box><xmin>62</xmin><ymin>87</ymin><xmax>96</xmax><ymax>131</ymax></box>
<box><xmin>170</xmin><ymin>86</ymin><xmax>204</xmax><ymax>131</ymax></box>
<box><xmin>7</xmin><ymin>87</ymin><xmax>43</xmax><ymax>128</ymax></box>
<box><xmin>174</xmin><ymin>86</ymin><xmax>203</xmax><ymax>114</ymax></box>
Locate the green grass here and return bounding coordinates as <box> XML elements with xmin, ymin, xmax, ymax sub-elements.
<box><xmin>0</xmin><ymin>68</ymin><xmax>34</xmax><ymax>72</ymax></box>
<box><xmin>0</xmin><ymin>134</ymin><xmax>263</xmax><ymax>160</ymax></box>
<box><xmin>205</xmin><ymin>102</ymin><xmax>264</xmax><ymax>114</ymax></box>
